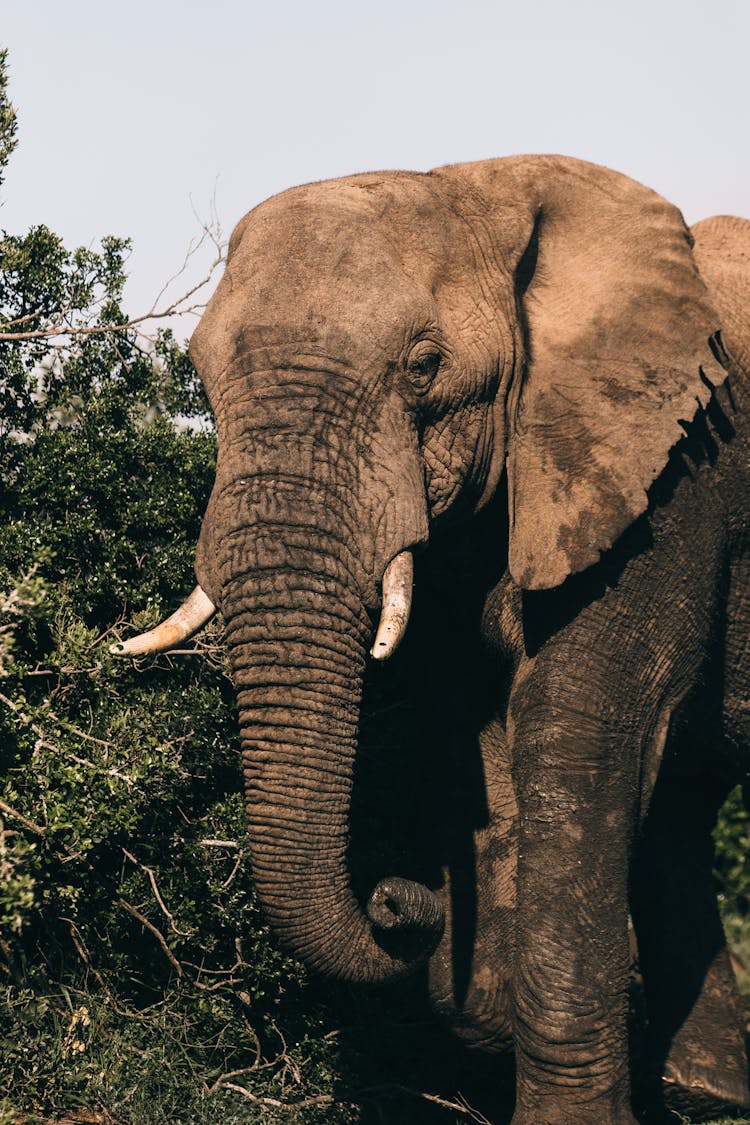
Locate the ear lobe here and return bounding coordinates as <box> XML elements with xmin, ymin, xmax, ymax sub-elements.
<box><xmin>442</xmin><ymin>156</ymin><xmax>727</xmax><ymax>590</ymax></box>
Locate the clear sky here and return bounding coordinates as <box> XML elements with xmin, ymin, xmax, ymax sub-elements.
<box><xmin>2</xmin><ymin>0</ymin><xmax>748</xmax><ymax>340</ymax></box>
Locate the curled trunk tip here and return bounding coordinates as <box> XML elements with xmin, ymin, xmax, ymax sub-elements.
<box><xmin>367</xmin><ymin>876</ymin><xmax>444</xmax><ymax>936</ymax></box>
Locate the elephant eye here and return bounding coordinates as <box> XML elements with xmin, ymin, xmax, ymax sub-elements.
<box><xmin>405</xmin><ymin>349</ymin><xmax>441</xmax><ymax>394</ymax></box>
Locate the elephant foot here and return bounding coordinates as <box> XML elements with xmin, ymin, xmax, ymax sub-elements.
<box><xmin>635</xmin><ymin>1062</ymin><xmax>750</xmax><ymax>1123</ymax></box>
<box><xmin>511</xmin><ymin>1101</ymin><xmax>637</xmax><ymax>1125</ymax></box>
<box><xmin>659</xmin><ymin>1060</ymin><xmax>750</xmax><ymax>1122</ymax></box>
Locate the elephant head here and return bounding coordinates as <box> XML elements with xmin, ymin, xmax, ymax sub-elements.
<box><xmin>116</xmin><ymin>156</ymin><xmax>726</xmax><ymax>984</ymax></box>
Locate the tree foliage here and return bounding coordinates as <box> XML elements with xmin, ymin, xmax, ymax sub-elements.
<box><xmin>0</xmin><ymin>48</ymin><xmax>17</xmax><ymax>189</ymax></box>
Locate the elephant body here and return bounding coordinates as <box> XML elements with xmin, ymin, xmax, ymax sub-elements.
<box><xmin>421</xmin><ymin>360</ymin><xmax>750</xmax><ymax>1112</ymax></box>
<box><xmin>124</xmin><ymin>158</ymin><xmax>750</xmax><ymax>1123</ymax></box>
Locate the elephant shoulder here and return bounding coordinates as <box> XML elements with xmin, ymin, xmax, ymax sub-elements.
<box><xmin>691</xmin><ymin>215</ymin><xmax>750</xmax><ymax>379</ymax></box>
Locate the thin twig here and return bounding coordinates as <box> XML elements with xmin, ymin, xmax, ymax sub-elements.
<box><xmin>0</xmin><ymin>798</ymin><xmax>45</xmax><ymax>836</ymax></box>
<box><xmin>192</xmin><ymin>975</ymin><xmax>244</xmax><ymax>993</ymax></box>
<box><xmin>0</xmin><ymin>692</ymin><xmax>130</xmax><ymax>783</ymax></box>
<box><xmin>0</xmin><ymin>689</ymin><xmax>36</xmax><ymax>728</ymax></box>
<box><xmin>181</xmin><ymin>958</ymin><xmax>241</xmax><ymax>977</ymax></box>
<box><xmin>0</xmin><ymin>233</ymin><xmax>225</xmax><ymax>343</ymax></box>
<box><xmin>26</xmin><ymin>666</ymin><xmax>102</xmax><ymax>677</ymax></box>
<box><xmin>61</xmin><ymin>917</ymin><xmax>119</xmax><ymax>1007</ymax></box>
<box><xmin>60</xmin><ymin>747</ymin><xmax>133</xmax><ymax>784</ymax></box>
<box><xmin>220</xmin><ymin>848</ymin><xmax>244</xmax><ymax>890</ymax></box>
<box><xmin>358</xmin><ymin>1084</ymin><xmax>492</xmax><ymax>1123</ymax></box>
<box><xmin>210</xmin><ymin>1082</ymin><xmax>334</xmax><ymax>1110</ymax></box>
<box><xmin>118</xmin><ymin>897</ymin><xmax>184</xmax><ymax>977</ymax></box>
<box><xmin>0</xmin><ymin>936</ymin><xmax>23</xmax><ymax>984</ymax></box>
<box><xmin>47</xmin><ymin>712</ymin><xmax>112</xmax><ymax>748</ymax></box>
<box><xmin>147</xmin><ymin>215</ymin><xmax>223</xmax><ymax>316</ymax></box>
<box><xmin>121</xmin><ymin>848</ymin><xmax>194</xmax><ymax>936</ymax></box>
<box><xmin>205</xmin><ymin>1066</ymin><xmax>262</xmax><ymax>1095</ymax></box>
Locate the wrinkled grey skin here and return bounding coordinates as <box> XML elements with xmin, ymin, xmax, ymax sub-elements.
<box><xmin>170</xmin><ymin>158</ymin><xmax>750</xmax><ymax>1124</ymax></box>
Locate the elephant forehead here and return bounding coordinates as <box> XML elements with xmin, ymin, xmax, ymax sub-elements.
<box><xmin>191</xmin><ymin>212</ymin><xmax>441</xmax><ymax>387</ymax></box>
<box><xmin>189</xmin><ymin>171</ymin><xmax>495</xmax><ymax>391</ymax></box>
<box><xmin>231</xmin><ymin>172</ymin><xmax>457</xmax><ymax>254</ymax></box>
<box><xmin>230</xmin><ymin>198</ymin><xmax>451</xmax><ymax>299</ymax></box>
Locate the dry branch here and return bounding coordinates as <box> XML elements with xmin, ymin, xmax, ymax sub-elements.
<box><xmin>0</xmin><ymin>798</ymin><xmax>45</xmax><ymax>837</ymax></box>
<box><xmin>121</xmin><ymin>847</ymin><xmax>194</xmax><ymax>937</ymax></box>
<box><xmin>118</xmin><ymin>897</ymin><xmax>184</xmax><ymax>977</ymax></box>
<box><xmin>0</xmin><ymin>217</ymin><xmax>226</xmax><ymax>343</ymax></box>
<box><xmin>209</xmin><ymin>1080</ymin><xmax>334</xmax><ymax>1110</ymax></box>
<box><xmin>358</xmin><ymin>1084</ymin><xmax>493</xmax><ymax>1123</ymax></box>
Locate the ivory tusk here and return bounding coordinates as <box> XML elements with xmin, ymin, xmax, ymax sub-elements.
<box><xmin>370</xmin><ymin>551</ymin><xmax>413</xmax><ymax>661</ymax></box>
<box><xmin>110</xmin><ymin>585</ymin><xmax>217</xmax><ymax>656</ymax></box>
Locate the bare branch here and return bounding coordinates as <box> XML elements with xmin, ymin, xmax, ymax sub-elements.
<box><xmin>218</xmin><ymin>847</ymin><xmax>243</xmax><ymax>890</ymax></box>
<box><xmin>58</xmin><ymin>747</ymin><xmax>134</xmax><ymax>784</ymax></box>
<box><xmin>122</xmin><ymin>847</ymin><xmax>194</xmax><ymax>937</ymax></box>
<box><xmin>0</xmin><ymin>217</ymin><xmax>226</xmax><ymax>343</ymax></box>
<box><xmin>357</xmin><ymin>1084</ymin><xmax>492</xmax><ymax>1123</ymax></box>
<box><xmin>0</xmin><ymin>798</ymin><xmax>45</xmax><ymax>837</ymax></box>
<box><xmin>146</xmin><ymin>206</ymin><xmax>223</xmax><ymax>319</ymax></box>
<box><xmin>118</xmin><ymin>897</ymin><xmax>184</xmax><ymax>977</ymax></box>
<box><xmin>206</xmin><ymin>1064</ymin><xmax>263</xmax><ymax>1095</ymax></box>
<box><xmin>208</xmin><ymin>1082</ymin><xmax>334</xmax><ymax>1110</ymax></box>
<box><xmin>61</xmin><ymin>917</ymin><xmax>119</xmax><ymax>1006</ymax></box>
<box><xmin>0</xmin><ymin>689</ymin><xmax>37</xmax><ymax>728</ymax></box>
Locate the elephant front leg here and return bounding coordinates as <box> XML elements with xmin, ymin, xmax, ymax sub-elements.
<box><xmin>509</xmin><ymin>720</ymin><xmax>639</xmax><ymax>1125</ymax></box>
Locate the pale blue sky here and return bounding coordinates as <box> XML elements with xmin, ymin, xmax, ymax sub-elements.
<box><xmin>2</xmin><ymin>0</ymin><xmax>748</xmax><ymax>338</ymax></box>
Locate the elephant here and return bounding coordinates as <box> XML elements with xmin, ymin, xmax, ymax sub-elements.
<box><xmin>114</xmin><ymin>156</ymin><xmax>750</xmax><ymax>1125</ymax></box>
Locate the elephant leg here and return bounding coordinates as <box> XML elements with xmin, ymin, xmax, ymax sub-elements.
<box><xmin>509</xmin><ymin>717</ymin><xmax>639</xmax><ymax>1125</ymax></box>
<box><xmin>630</xmin><ymin>772</ymin><xmax>750</xmax><ymax>1118</ymax></box>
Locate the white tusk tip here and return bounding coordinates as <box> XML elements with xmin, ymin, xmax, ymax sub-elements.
<box><xmin>109</xmin><ymin>585</ymin><xmax>216</xmax><ymax>657</ymax></box>
<box><xmin>370</xmin><ymin>551</ymin><xmax>413</xmax><ymax>662</ymax></box>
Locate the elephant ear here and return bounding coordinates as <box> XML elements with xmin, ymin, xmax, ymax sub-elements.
<box><xmin>444</xmin><ymin>156</ymin><xmax>728</xmax><ymax>590</ymax></box>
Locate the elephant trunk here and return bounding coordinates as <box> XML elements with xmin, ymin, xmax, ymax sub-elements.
<box><xmin>223</xmin><ymin>540</ymin><xmax>442</xmax><ymax>983</ymax></box>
